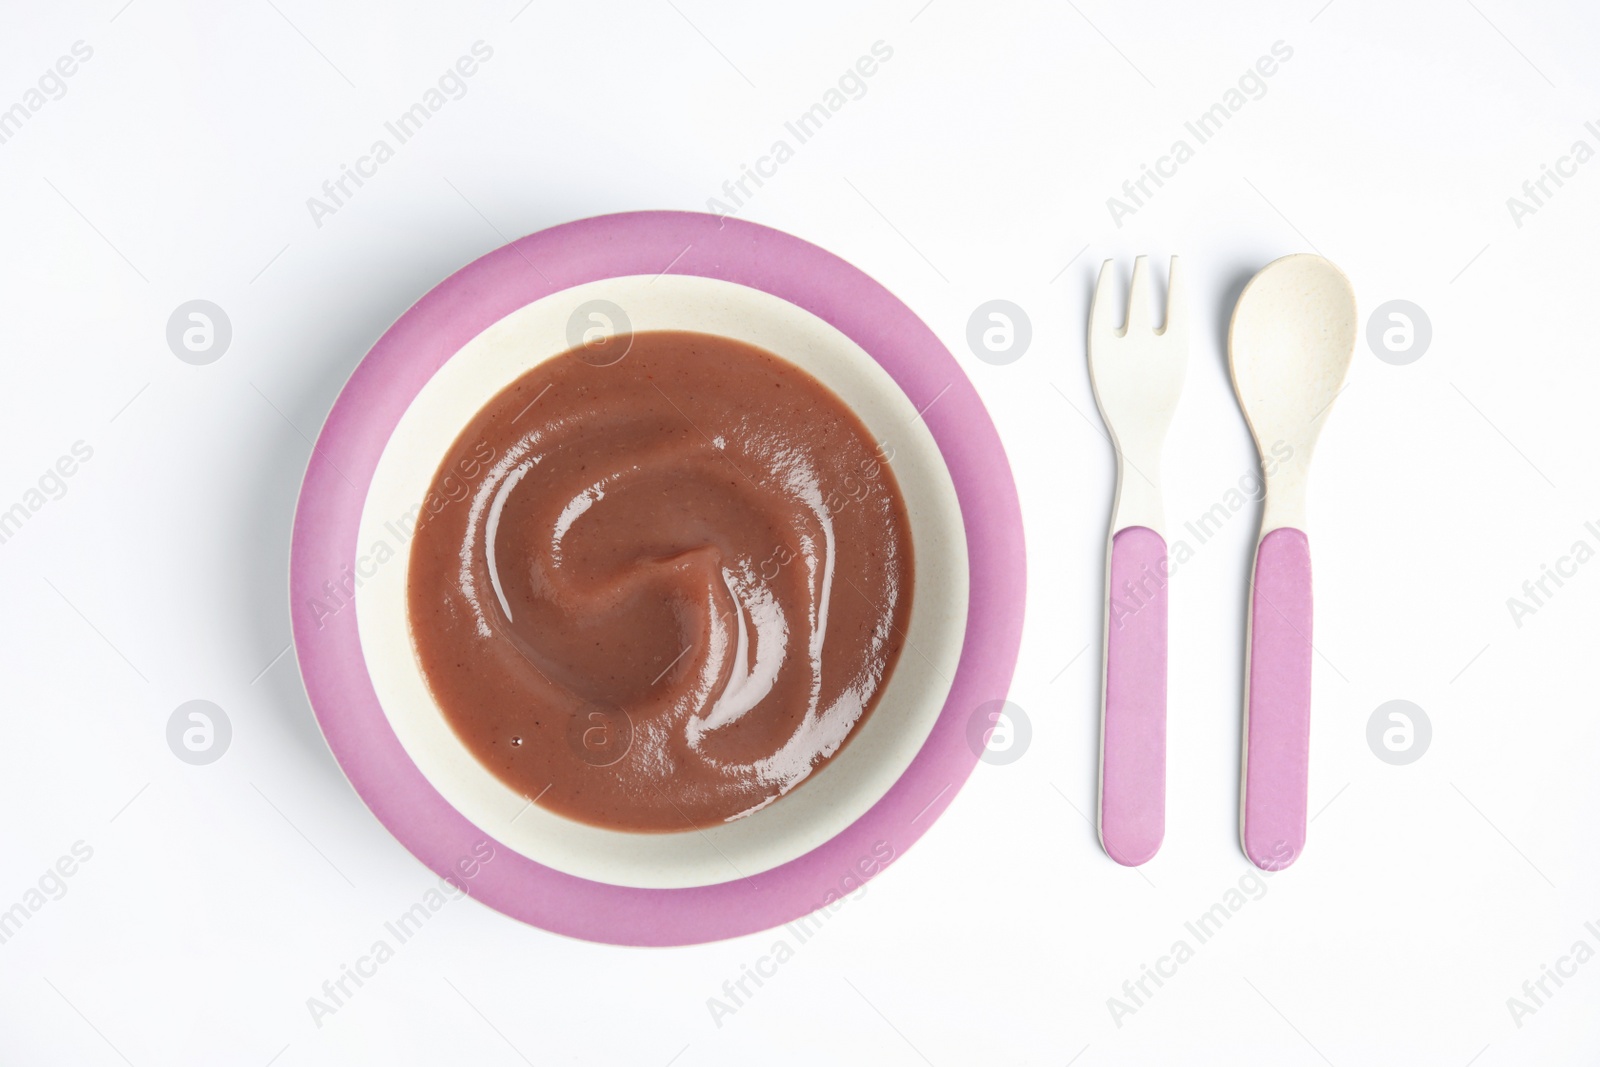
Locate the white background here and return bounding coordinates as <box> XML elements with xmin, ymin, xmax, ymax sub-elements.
<box><xmin>2</xmin><ymin>1</ymin><xmax>1598</xmax><ymax>1064</ymax></box>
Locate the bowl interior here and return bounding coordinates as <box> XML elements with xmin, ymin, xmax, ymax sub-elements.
<box><xmin>356</xmin><ymin>273</ymin><xmax>968</xmax><ymax>889</ymax></box>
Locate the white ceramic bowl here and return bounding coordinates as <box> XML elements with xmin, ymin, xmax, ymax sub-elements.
<box><xmin>356</xmin><ymin>273</ymin><xmax>969</xmax><ymax>889</ymax></box>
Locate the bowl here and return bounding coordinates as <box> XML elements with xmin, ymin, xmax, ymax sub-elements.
<box><xmin>358</xmin><ymin>273</ymin><xmax>969</xmax><ymax>888</ymax></box>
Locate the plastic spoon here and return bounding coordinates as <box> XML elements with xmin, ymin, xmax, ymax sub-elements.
<box><xmin>1227</xmin><ymin>254</ymin><xmax>1356</xmax><ymax>871</ymax></box>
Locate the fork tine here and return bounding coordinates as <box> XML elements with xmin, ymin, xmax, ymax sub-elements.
<box><xmin>1160</xmin><ymin>255</ymin><xmax>1184</xmax><ymax>341</ymax></box>
<box><xmin>1090</xmin><ymin>259</ymin><xmax>1118</xmax><ymax>348</ymax></box>
<box><xmin>1125</xmin><ymin>255</ymin><xmax>1152</xmax><ymax>335</ymax></box>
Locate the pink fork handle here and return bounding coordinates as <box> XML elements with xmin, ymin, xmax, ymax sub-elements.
<box><xmin>1099</xmin><ymin>525</ymin><xmax>1167</xmax><ymax>866</ymax></box>
<box><xmin>1241</xmin><ymin>527</ymin><xmax>1313</xmax><ymax>871</ymax></box>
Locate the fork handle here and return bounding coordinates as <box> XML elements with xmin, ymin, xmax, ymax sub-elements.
<box><xmin>1240</xmin><ymin>527</ymin><xmax>1312</xmax><ymax>871</ymax></box>
<box><xmin>1098</xmin><ymin>525</ymin><xmax>1167</xmax><ymax>866</ymax></box>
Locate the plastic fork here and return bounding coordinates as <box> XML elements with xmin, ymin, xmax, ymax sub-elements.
<box><xmin>1087</xmin><ymin>256</ymin><xmax>1187</xmax><ymax>867</ymax></box>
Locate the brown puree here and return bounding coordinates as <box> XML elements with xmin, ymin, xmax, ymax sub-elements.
<box><xmin>406</xmin><ymin>331</ymin><xmax>914</xmax><ymax>832</ymax></box>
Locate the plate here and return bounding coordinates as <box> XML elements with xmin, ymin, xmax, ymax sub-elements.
<box><xmin>290</xmin><ymin>211</ymin><xmax>1024</xmax><ymax>945</ymax></box>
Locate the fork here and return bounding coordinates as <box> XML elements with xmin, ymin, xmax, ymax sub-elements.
<box><xmin>1087</xmin><ymin>256</ymin><xmax>1187</xmax><ymax>867</ymax></box>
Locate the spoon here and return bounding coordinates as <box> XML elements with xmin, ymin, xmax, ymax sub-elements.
<box><xmin>1227</xmin><ymin>254</ymin><xmax>1356</xmax><ymax>870</ymax></box>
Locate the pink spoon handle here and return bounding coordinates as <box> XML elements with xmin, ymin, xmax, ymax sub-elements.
<box><xmin>1099</xmin><ymin>525</ymin><xmax>1167</xmax><ymax>866</ymax></box>
<box><xmin>1241</xmin><ymin>527</ymin><xmax>1313</xmax><ymax>870</ymax></box>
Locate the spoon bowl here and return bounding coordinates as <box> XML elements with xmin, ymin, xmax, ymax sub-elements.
<box><xmin>1230</xmin><ymin>254</ymin><xmax>1357</xmax><ymax>530</ymax></box>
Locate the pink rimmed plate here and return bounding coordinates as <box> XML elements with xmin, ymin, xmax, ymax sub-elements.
<box><xmin>289</xmin><ymin>211</ymin><xmax>1024</xmax><ymax>945</ymax></box>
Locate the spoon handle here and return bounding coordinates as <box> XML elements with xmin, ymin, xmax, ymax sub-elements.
<box><xmin>1240</xmin><ymin>526</ymin><xmax>1313</xmax><ymax>870</ymax></box>
<box><xmin>1098</xmin><ymin>525</ymin><xmax>1167</xmax><ymax>866</ymax></box>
